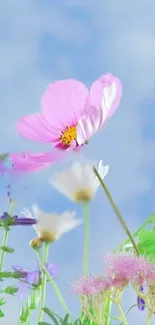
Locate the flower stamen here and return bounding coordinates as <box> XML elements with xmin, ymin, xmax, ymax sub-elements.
<box><xmin>60</xmin><ymin>126</ymin><xmax>77</xmax><ymax>146</ymax></box>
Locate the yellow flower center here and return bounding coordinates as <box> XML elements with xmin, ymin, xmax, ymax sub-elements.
<box><xmin>74</xmin><ymin>189</ymin><xmax>93</xmax><ymax>203</ymax></box>
<box><xmin>60</xmin><ymin>125</ymin><xmax>77</xmax><ymax>146</ymax></box>
<box><xmin>39</xmin><ymin>231</ymin><xmax>57</xmax><ymax>243</ymax></box>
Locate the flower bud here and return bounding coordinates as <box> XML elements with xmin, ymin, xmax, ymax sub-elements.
<box><xmin>29</xmin><ymin>237</ymin><xmax>42</xmax><ymax>249</ymax></box>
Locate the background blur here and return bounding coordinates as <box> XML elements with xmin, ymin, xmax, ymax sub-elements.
<box><xmin>0</xmin><ymin>1</ymin><xmax>155</xmax><ymax>324</ymax></box>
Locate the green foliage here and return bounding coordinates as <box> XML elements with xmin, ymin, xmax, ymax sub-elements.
<box><xmin>0</xmin><ymin>309</ymin><xmax>4</xmax><ymax>317</ymax></box>
<box><xmin>0</xmin><ymin>297</ymin><xmax>5</xmax><ymax>306</ymax></box>
<box><xmin>20</xmin><ymin>304</ymin><xmax>30</xmax><ymax>322</ymax></box>
<box><xmin>28</xmin><ymin>287</ymin><xmax>41</xmax><ymax>310</ymax></box>
<box><xmin>0</xmin><ymin>153</ymin><xmax>9</xmax><ymax>162</ymax></box>
<box><xmin>138</xmin><ymin>229</ymin><xmax>155</xmax><ymax>262</ymax></box>
<box><xmin>42</xmin><ymin>307</ymin><xmax>97</xmax><ymax>325</ymax></box>
<box><xmin>0</xmin><ymin>246</ymin><xmax>14</xmax><ymax>253</ymax></box>
<box><xmin>4</xmin><ymin>285</ymin><xmax>18</xmax><ymax>295</ymax></box>
<box><xmin>0</xmin><ymin>271</ymin><xmax>25</xmax><ymax>280</ymax></box>
<box><xmin>38</xmin><ymin>323</ymin><xmax>52</xmax><ymax>325</ymax></box>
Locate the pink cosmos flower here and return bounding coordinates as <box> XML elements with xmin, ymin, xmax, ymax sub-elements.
<box><xmin>72</xmin><ymin>275</ymin><xmax>106</xmax><ymax>296</ymax></box>
<box><xmin>10</xmin><ymin>151</ymin><xmax>64</xmax><ymax>173</ymax></box>
<box><xmin>104</xmin><ymin>254</ymin><xmax>155</xmax><ymax>288</ymax></box>
<box><xmin>16</xmin><ymin>74</ymin><xmax>122</xmax><ymax>151</ymax></box>
<box><xmin>104</xmin><ymin>254</ymin><xmax>143</xmax><ymax>288</ymax></box>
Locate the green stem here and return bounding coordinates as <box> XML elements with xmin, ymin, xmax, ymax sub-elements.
<box><xmin>0</xmin><ymin>230</ymin><xmax>9</xmax><ymax>272</ymax></box>
<box><xmin>0</xmin><ymin>201</ymin><xmax>15</xmax><ymax>273</ymax></box>
<box><xmin>36</xmin><ymin>249</ymin><xmax>73</xmax><ymax>322</ymax></box>
<box><xmin>146</xmin><ymin>310</ymin><xmax>153</xmax><ymax>325</ymax></box>
<box><xmin>117</xmin><ymin>304</ymin><xmax>128</xmax><ymax>325</ymax></box>
<box><xmin>93</xmin><ymin>167</ymin><xmax>139</xmax><ymax>255</ymax></box>
<box><xmin>116</xmin><ymin>218</ymin><xmax>151</xmax><ymax>252</ymax></box>
<box><xmin>37</xmin><ymin>243</ymin><xmax>50</xmax><ymax>324</ymax></box>
<box><xmin>83</xmin><ymin>204</ymin><xmax>90</xmax><ymax>275</ymax></box>
<box><xmin>103</xmin><ymin>297</ymin><xmax>112</xmax><ymax>325</ymax></box>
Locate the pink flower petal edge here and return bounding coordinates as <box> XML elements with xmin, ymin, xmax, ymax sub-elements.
<box><xmin>77</xmin><ymin>73</ymin><xmax>122</xmax><ymax>145</ymax></box>
<box><xmin>10</xmin><ymin>151</ymin><xmax>64</xmax><ymax>173</ymax></box>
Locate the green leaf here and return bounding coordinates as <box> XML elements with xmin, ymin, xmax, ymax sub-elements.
<box><xmin>20</xmin><ymin>304</ymin><xmax>30</xmax><ymax>322</ymax></box>
<box><xmin>62</xmin><ymin>314</ymin><xmax>70</xmax><ymax>325</ymax></box>
<box><xmin>38</xmin><ymin>323</ymin><xmax>52</xmax><ymax>325</ymax></box>
<box><xmin>138</xmin><ymin>229</ymin><xmax>155</xmax><ymax>261</ymax></box>
<box><xmin>0</xmin><ymin>153</ymin><xmax>9</xmax><ymax>162</ymax></box>
<box><xmin>147</xmin><ymin>213</ymin><xmax>155</xmax><ymax>224</ymax></box>
<box><xmin>4</xmin><ymin>285</ymin><xmax>18</xmax><ymax>295</ymax></box>
<box><xmin>0</xmin><ymin>309</ymin><xmax>4</xmax><ymax>317</ymax></box>
<box><xmin>28</xmin><ymin>287</ymin><xmax>41</xmax><ymax>310</ymax></box>
<box><xmin>0</xmin><ymin>298</ymin><xmax>5</xmax><ymax>306</ymax></box>
<box><xmin>43</xmin><ymin>307</ymin><xmax>62</xmax><ymax>324</ymax></box>
<box><xmin>0</xmin><ymin>246</ymin><xmax>14</xmax><ymax>253</ymax></box>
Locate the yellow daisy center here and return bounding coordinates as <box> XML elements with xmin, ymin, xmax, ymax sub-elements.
<box><xmin>74</xmin><ymin>189</ymin><xmax>93</xmax><ymax>203</ymax></box>
<box><xmin>39</xmin><ymin>231</ymin><xmax>57</xmax><ymax>243</ymax></box>
<box><xmin>60</xmin><ymin>125</ymin><xmax>77</xmax><ymax>146</ymax></box>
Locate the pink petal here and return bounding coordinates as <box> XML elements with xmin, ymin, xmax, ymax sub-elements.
<box><xmin>16</xmin><ymin>113</ymin><xmax>60</xmax><ymax>143</ymax></box>
<box><xmin>41</xmin><ymin>79</ymin><xmax>89</xmax><ymax>130</ymax></box>
<box><xmin>10</xmin><ymin>151</ymin><xmax>64</xmax><ymax>173</ymax></box>
<box><xmin>77</xmin><ymin>74</ymin><xmax>122</xmax><ymax>144</ymax></box>
<box><xmin>76</xmin><ymin>107</ymin><xmax>101</xmax><ymax>145</ymax></box>
<box><xmin>89</xmin><ymin>73</ymin><xmax>122</xmax><ymax>117</ymax></box>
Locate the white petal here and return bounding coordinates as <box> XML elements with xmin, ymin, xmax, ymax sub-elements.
<box><xmin>102</xmin><ymin>82</ymin><xmax>117</xmax><ymax>117</ymax></box>
<box><xmin>77</xmin><ymin>109</ymin><xmax>101</xmax><ymax>144</ymax></box>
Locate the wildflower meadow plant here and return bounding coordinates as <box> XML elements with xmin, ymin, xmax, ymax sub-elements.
<box><xmin>1</xmin><ymin>75</ymin><xmax>155</xmax><ymax>325</ymax></box>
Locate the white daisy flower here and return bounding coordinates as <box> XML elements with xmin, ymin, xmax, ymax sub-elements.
<box><xmin>21</xmin><ymin>205</ymin><xmax>82</xmax><ymax>242</ymax></box>
<box><xmin>50</xmin><ymin>160</ymin><xmax>109</xmax><ymax>203</ymax></box>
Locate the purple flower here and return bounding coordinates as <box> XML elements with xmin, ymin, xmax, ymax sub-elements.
<box><xmin>0</xmin><ymin>213</ymin><xmax>37</xmax><ymax>227</ymax></box>
<box><xmin>12</xmin><ymin>216</ymin><xmax>37</xmax><ymax>226</ymax></box>
<box><xmin>45</xmin><ymin>263</ymin><xmax>58</xmax><ymax>278</ymax></box>
<box><xmin>137</xmin><ymin>286</ymin><xmax>145</xmax><ymax>311</ymax></box>
<box><xmin>13</xmin><ymin>263</ymin><xmax>57</xmax><ymax>299</ymax></box>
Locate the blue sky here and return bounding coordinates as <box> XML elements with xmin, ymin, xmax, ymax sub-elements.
<box><xmin>0</xmin><ymin>0</ymin><xmax>155</xmax><ymax>324</ymax></box>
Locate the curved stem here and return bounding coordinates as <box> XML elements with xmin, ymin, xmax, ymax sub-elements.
<box><xmin>116</xmin><ymin>219</ymin><xmax>151</xmax><ymax>252</ymax></box>
<box><xmin>117</xmin><ymin>304</ymin><xmax>128</xmax><ymax>325</ymax></box>
<box><xmin>36</xmin><ymin>250</ymin><xmax>73</xmax><ymax>322</ymax></box>
<box><xmin>37</xmin><ymin>243</ymin><xmax>49</xmax><ymax>324</ymax></box>
<box><xmin>83</xmin><ymin>204</ymin><xmax>90</xmax><ymax>275</ymax></box>
<box><xmin>0</xmin><ymin>230</ymin><xmax>9</xmax><ymax>272</ymax></box>
<box><xmin>93</xmin><ymin>167</ymin><xmax>139</xmax><ymax>255</ymax></box>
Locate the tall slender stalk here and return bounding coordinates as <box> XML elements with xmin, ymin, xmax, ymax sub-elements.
<box><xmin>93</xmin><ymin>167</ymin><xmax>140</xmax><ymax>325</ymax></box>
<box><xmin>93</xmin><ymin>167</ymin><xmax>139</xmax><ymax>255</ymax></box>
<box><xmin>37</xmin><ymin>243</ymin><xmax>50</xmax><ymax>324</ymax></box>
<box><xmin>146</xmin><ymin>309</ymin><xmax>153</xmax><ymax>325</ymax></box>
<box><xmin>117</xmin><ymin>304</ymin><xmax>128</xmax><ymax>325</ymax></box>
<box><xmin>36</xmin><ymin>249</ymin><xmax>73</xmax><ymax>322</ymax></box>
<box><xmin>0</xmin><ymin>230</ymin><xmax>9</xmax><ymax>272</ymax></box>
<box><xmin>116</xmin><ymin>218</ymin><xmax>151</xmax><ymax>252</ymax></box>
<box><xmin>0</xmin><ymin>202</ymin><xmax>15</xmax><ymax>272</ymax></box>
<box><xmin>83</xmin><ymin>204</ymin><xmax>90</xmax><ymax>275</ymax></box>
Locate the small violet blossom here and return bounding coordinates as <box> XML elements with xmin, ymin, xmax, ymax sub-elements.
<box><xmin>137</xmin><ymin>286</ymin><xmax>145</xmax><ymax>311</ymax></box>
<box><xmin>13</xmin><ymin>263</ymin><xmax>57</xmax><ymax>299</ymax></box>
<box><xmin>0</xmin><ymin>212</ymin><xmax>37</xmax><ymax>227</ymax></box>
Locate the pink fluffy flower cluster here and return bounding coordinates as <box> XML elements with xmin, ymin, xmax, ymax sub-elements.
<box><xmin>3</xmin><ymin>73</ymin><xmax>122</xmax><ymax>173</ymax></box>
<box><xmin>72</xmin><ymin>254</ymin><xmax>155</xmax><ymax>322</ymax></box>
